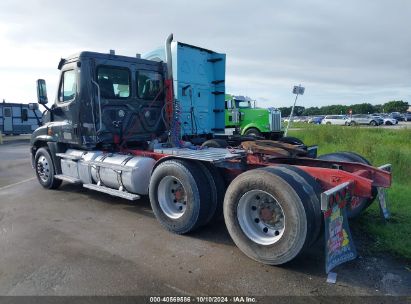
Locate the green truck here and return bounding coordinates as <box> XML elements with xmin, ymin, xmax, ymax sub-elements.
<box><xmin>225</xmin><ymin>95</ymin><xmax>283</xmax><ymax>139</ymax></box>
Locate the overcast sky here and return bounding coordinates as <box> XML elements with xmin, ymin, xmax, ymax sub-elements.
<box><xmin>0</xmin><ymin>0</ymin><xmax>410</xmax><ymax>108</ymax></box>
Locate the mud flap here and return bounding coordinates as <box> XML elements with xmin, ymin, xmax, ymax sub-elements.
<box><xmin>321</xmin><ymin>181</ymin><xmax>357</xmax><ymax>273</ymax></box>
<box><xmin>378</xmin><ymin>164</ymin><xmax>392</xmax><ymax>221</ymax></box>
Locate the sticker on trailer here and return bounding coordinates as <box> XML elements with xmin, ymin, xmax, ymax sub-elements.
<box><xmin>322</xmin><ymin>182</ymin><xmax>357</xmax><ymax>273</ymax></box>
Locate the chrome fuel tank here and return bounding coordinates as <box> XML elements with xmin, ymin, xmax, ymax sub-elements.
<box><xmin>90</xmin><ymin>154</ymin><xmax>155</xmax><ymax>195</ymax></box>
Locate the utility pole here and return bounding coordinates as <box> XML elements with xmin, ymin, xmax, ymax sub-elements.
<box><xmin>284</xmin><ymin>84</ymin><xmax>305</xmax><ymax>136</ymax></box>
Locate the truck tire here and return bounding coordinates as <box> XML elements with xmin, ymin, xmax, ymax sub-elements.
<box><xmin>34</xmin><ymin>147</ymin><xmax>62</xmax><ymax>189</ymax></box>
<box><xmin>317</xmin><ymin>152</ymin><xmax>377</xmax><ymax>218</ymax></box>
<box><xmin>278</xmin><ymin>136</ymin><xmax>304</xmax><ymax>146</ymax></box>
<box><xmin>260</xmin><ymin>166</ymin><xmax>319</xmax><ymax>247</ymax></box>
<box><xmin>224</xmin><ymin>169</ymin><xmax>310</xmax><ymax>265</ymax></box>
<box><xmin>197</xmin><ymin>162</ymin><xmax>226</xmax><ymax>224</ymax></box>
<box><xmin>269</xmin><ymin>165</ymin><xmax>323</xmax><ymax>245</ymax></box>
<box><xmin>244</xmin><ymin>128</ymin><xmax>262</xmax><ymax>137</ymax></box>
<box><xmin>149</xmin><ymin>159</ymin><xmax>211</xmax><ymax>234</ymax></box>
<box><xmin>201</xmin><ymin>139</ymin><xmax>228</xmax><ymax>148</ymax></box>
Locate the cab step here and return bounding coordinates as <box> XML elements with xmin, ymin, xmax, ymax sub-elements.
<box><xmin>54</xmin><ymin>174</ymin><xmax>82</xmax><ymax>184</ymax></box>
<box><xmin>55</xmin><ymin>153</ymin><xmax>82</xmax><ymax>160</ymax></box>
<box><xmin>83</xmin><ymin>184</ymin><xmax>140</xmax><ymax>201</ymax></box>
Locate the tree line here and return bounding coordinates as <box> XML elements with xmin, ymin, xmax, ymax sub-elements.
<box><xmin>278</xmin><ymin>100</ymin><xmax>409</xmax><ymax>117</ymax></box>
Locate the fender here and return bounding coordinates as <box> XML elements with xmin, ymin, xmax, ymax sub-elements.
<box><xmin>241</xmin><ymin>123</ymin><xmax>262</xmax><ymax>135</ymax></box>
<box><xmin>47</xmin><ymin>142</ymin><xmax>65</xmax><ymax>174</ymax></box>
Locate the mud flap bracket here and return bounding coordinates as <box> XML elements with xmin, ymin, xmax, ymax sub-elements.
<box><xmin>377</xmin><ymin>164</ymin><xmax>392</xmax><ymax>220</ymax></box>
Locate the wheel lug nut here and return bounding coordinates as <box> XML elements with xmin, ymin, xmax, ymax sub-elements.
<box><xmin>251</xmin><ymin>206</ymin><xmax>257</xmax><ymax>211</ymax></box>
<box><xmin>275</xmin><ymin>230</ymin><xmax>279</xmax><ymax>236</ymax></box>
<box><xmin>263</xmin><ymin>227</ymin><xmax>268</xmax><ymax>233</ymax></box>
<box><xmin>254</xmin><ymin>218</ymin><xmax>260</xmax><ymax>223</ymax></box>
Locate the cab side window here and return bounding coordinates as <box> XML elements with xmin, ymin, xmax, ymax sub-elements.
<box><xmin>4</xmin><ymin>108</ymin><xmax>11</xmax><ymax>117</ymax></box>
<box><xmin>59</xmin><ymin>70</ymin><xmax>77</xmax><ymax>102</ymax></box>
<box><xmin>137</xmin><ymin>71</ymin><xmax>163</xmax><ymax>100</ymax></box>
<box><xmin>98</xmin><ymin>66</ymin><xmax>130</xmax><ymax>99</ymax></box>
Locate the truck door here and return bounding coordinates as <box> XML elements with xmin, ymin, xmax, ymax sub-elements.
<box><xmin>225</xmin><ymin>99</ymin><xmax>239</xmax><ymax>127</ymax></box>
<box><xmin>53</xmin><ymin>66</ymin><xmax>80</xmax><ymax>144</ymax></box>
<box><xmin>3</xmin><ymin>106</ymin><xmax>13</xmax><ymax>133</ymax></box>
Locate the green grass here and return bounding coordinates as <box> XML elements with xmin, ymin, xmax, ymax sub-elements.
<box><xmin>288</xmin><ymin>125</ymin><xmax>411</xmax><ymax>259</ymax></box>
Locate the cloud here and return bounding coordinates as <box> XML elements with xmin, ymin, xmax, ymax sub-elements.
<box><xmin>0</xmin><ymin>0</ymin><xmax>409</xmax><ymax>108</ymax></box>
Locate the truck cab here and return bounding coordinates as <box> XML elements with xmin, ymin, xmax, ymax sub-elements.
<box><xmin>225</xmin><ymin>94</ymin><xmax>282</xmax><ymax>139</ymax></box>
<box><xmin>32</xmin><ymin>51</ymin><xmax>166</xmax><ymax>156</ymax></box>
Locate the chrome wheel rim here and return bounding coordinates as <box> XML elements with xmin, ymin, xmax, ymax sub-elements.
<box><xmin>36</xmin><ymin>155</ymin><xmax>50</xmax><ymax>182</ymax></box>
<box><xmin>237</xmin><ymin>190</ymin><xmax>285</xmax><ymax>245</ymax></box>
<box><xmin>158</xmin><ymin>176</ymin><xmax>187</xmax><ymax>219</ymax></box>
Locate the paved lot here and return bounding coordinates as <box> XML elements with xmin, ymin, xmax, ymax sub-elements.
<box><xmin>0</xmin><ymin>140</ymin><xmax>410</xmax><ymax>296</ymax></box>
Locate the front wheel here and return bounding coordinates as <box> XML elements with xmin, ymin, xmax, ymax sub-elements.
<box><xmin>244</xmin><ymin>128</ymin><xmax>262</xmax><ymax>137</ymax></box>
<box><xmin>370</xmin><ymin>120</ymin><xmax>377</xmax><ymax>126</ymax></box>
<box><xmin>34</xmin><ymin>147</ymin><xmax>62</xmax><ymax>189</ymax></box>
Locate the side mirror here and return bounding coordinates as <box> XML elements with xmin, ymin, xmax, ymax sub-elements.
<box><xmin>28</xmin><ymin>103</ymin><xmax>39</xmax><ymax>110</ymax></box>
<box><xmin>226</xmin><ymin>100</ymin><xmax>233</xmax><ymax>109</ymax></box>
<box><xmin>36</xmin><ymin>79</ymin><xmax>48</xmax><ymax>105</ymax></box>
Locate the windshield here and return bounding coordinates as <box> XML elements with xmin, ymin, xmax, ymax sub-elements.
<box><xmin>235</xmin><ymin>100</ymin><xmax>251</xmax><ymax>108</ymax></box>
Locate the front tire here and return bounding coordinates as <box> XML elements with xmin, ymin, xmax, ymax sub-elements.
<box><xmin>34</xmin><ymin>147</ymin><xmax>62</xmax><ymax>189</ymax></box>
<box><xmin>244</xmin><ymin>128</ymin><xmax>262</xmax><ymax>137</ymax></box>
<box><xmin>370</xmin><ymin>120</ymin><xmax>377</xmax><ymax>126</ymax></box>
<box><xmin>224</xmin><ymin>169</ymin><xmax>310</xmax><ymax>265</ymax></box>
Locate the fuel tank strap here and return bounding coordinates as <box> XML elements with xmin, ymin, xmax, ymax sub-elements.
<box><xmin>115</xmin><ymin>156</ymin><xmax>135</xmax><ymax>192</ymax></box>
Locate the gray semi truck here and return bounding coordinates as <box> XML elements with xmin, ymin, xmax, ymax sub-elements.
<box><xmin>30</xmin><ymin>34</ymin><xmax>391</xmax><ymax>269</ymax></box>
